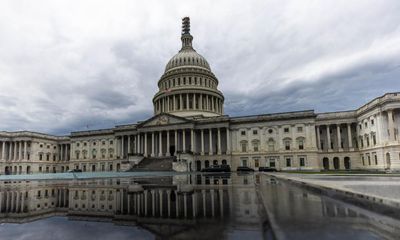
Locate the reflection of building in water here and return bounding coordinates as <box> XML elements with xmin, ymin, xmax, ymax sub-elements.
<box><xmin>0</xmin><ymin>175</ymin><xmax>267</xmax><ymax>238</ymax></box>
<box><xmin>258</xmin><ymin>175</ymin><xmax>400</xmax><ymax>239</ymax></box>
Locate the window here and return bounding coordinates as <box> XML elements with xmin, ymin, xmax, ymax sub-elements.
<box><xmin>373</xmin><ymin>135</ymin><xmax>376</xmax><ymax>145</ymax></box>
<box><xmin>76</xmin><ymin>143</ymin><xmax>80</xmax><ymax>147</ymax></box>
<box><xmin>286</xmin><ymin>158</ymin><xmax>291</xmax><ymax>167</ymax></box>
<box><xmin>284</xmin><ymin>128</ymin><xmax>289</xmax><ymax>133</ymax></box>
<box><xmin>46</xmin><ymin>154</ymin><xmax>49</xmax><ymax>161</ymax></box>
<box><xmin>254</xmin><ymin>158</ymin><xmax>260</xmax><ymax>168</ymax></box>
<box><xmin>93</xmin><ymin>142</ymin><xmax>96</xmax><ymax>146</ymax></box>
<box><xmin>241</xmin><ymin>158</ymin><xmax>248</xmax><ymax>167</ymax></box>
<box><xmin>252</xmin><ymin>140</ymin><xmax>259</xmax><ymax>152</ymax></box>
<box><xmin>362</xmin><ymin>155</ymin><xmax>365</xmax><ymax>165</ymax></box>
<box><xmin>102</xmin><ymin>141</ymin><xmax>105</xmax><ymax>145</ymax></box>
<box><xmin>366</xmin><ymin>136</ymin><xmax>370</xmax><ymax>147</ymax></box>
<box><xmin>297</xmin><ymin>127</ymin><xmax>303</xmax><ymax>132</ymax></box>
<box><xmin>40</xmin><ymin>144</ymin><xmax>43</xmax><ymax>148</ymax></box>
<box><xmin>299</xmin><ymin>157</ymin><xmax>306</xmax><ymax>167</ymax></box>
<box><xmin>110</xmin><ymin>140</ymin><xmax>113</xmax><ymax>144</ymax></box>
<box><xmin>39</xmin><ymin>154</ymin><xmax>43</xmax><ymax>161</ymax></box>
<box><xmin>253</xmin><ymin>130</ymin><xmax>258</xmax><ymax>135</ymax></box>
<box><xmin>298</xmin><ymin>139</ymin><xmax>304</xmax><ymax>150</ymax></box>
<box><xmin>268</xmin><ymin>129</ymin><xmax>273</xmax><ymax>134</ymax></box>
<box><xmin>240</xmin><ymin>141</ymin><xmax>248</xmax><ymax>152</ymax></box>
<box><xmin>371</xmin><ymin>119</ymin><xmax>374</xmax><ymax>125</ymax></box>
<box><xmin>241</xmin><ymin>131</ymin><xmax>246</xmax><ymax>136</ymax></box>
<box><xmin>47</xmin><ymin>145</ymin><xmax>50</xmax><ymax>149</ymax></box>
<box><xmin>268</xmin><ymin>139</ymin><xmax>275</xmax><ymax>151</ymax></box>
<box><xmin>365</xmin><ymin>122</ymin><xmax>368</xmax><ymax>128</ymax></box>
<box><xmin>374</xmin><ymin>154</ymin><xmax>378</xmax><ymax>165</ymax></box>
<box><xmin>367</xmin><ymin>155</ymin><xmax>371</xmax><ymax>165</ymax></box>
<box><xmin>53</xmin><ymin>155</ymin><xmax>56</xmax><ymax>161</ymax></box>
<box><xmin>284</xmin><ymin>139</ymin><xmax>291</xmax><ymax>150</ymax></box>
<box><xmin>84</xmin><ymin>142</ymin><xmax>87</xmax><ymax>146</ymax></box>
<box><xmin>359</xmin><ymin>124</ymin><xmax>362</xmax><ymax>130</ymax></box>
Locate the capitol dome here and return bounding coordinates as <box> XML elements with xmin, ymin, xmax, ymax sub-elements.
<box><xmin>153</xmin><ymin>17</ymin><xmax>224</xmax><ymax>118</ymax></box>
<box><xmin>164</xmin><ymin>49</ymin><xmax>211</xmax><ymax>73</ymax></box>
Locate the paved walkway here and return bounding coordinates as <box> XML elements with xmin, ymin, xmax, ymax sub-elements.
<box><xmin>266</xmin><ymin>173</ymin><xmax>400</xmax><ymax>209</ymax></box>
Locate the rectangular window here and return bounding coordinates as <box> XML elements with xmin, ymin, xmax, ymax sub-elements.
<box><xmin>284</xmin><ymin>128</ymin><xmax>289</xmax><ymax>133</ymax></box>
<box><xmin>241</xmin><ymin>159</ymin><xmax>248</xmax><ymax>167</ymax></box>
<box><xmin>299</xmin><ymin>157</ymin><xmax>305</xmax><ymax>167</ymax></box>
<box><xmin>373</xmin><ymin>135</ymin><xmax>376</xmax><ymax>145</ymax></box>
<box><xmin>371</xmin><ymin>119</ymin><xmax>374</xmax><ymax>125</ymax></box>
<box><xmin>286</xmin><ymin>158</ymin><xmax>291</xmax><ymax>167</ymax></box>
<box><xmin>254</xmin><ymin>158</ymin><xmax>260</xmax><ymax>168</ymax></box>
<box><xmin>241</xmin><ymin>131</ymin><xmax>246</xmax><ymax>136</ymax></box>
<box><xmin>269</xmin><ymin>159</ymin><xmax>276</xmax><ymax>168</ymax></box>
<box><xmin>297</xmin><ymin>127</ymin><xmax>303</xmax><ymax>132</ymax></box>
<box><xmin>253</xmin><ymin>130</ymin><xmax>258</xmax><ymax>135</ymax></box>
<box><xmin>374</xmin><ymin>154</ymin><xmax>378</xmax><ymax>165</ymax></box>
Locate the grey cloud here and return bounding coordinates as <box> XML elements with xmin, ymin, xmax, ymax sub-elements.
<box><xmin>0</xmin><ymin>0</ymin><xmax>399</xmax><ymax>135</ymax></box>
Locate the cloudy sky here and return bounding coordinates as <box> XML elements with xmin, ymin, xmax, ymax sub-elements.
<box><xmin>1</xmin><ymin>0</ymin><xmax>399</xmax><ymax>135</ymax></box>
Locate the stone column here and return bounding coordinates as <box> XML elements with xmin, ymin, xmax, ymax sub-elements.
<box><xmin>211</xmin><ymin>97</ymin><xmax>214</xmax><ymax>112</ymax></box>
<box><xmin>217</xmin><ymin>128</ymin><xmax>221</xmax><ymax>155</ymax></box>
<box><xmin>13</xmin><ymin>142</ymin><xmax>17</xmax><ymax>161</ymax></box>
<box><xmin>173</xmin><ymin>95</ymin><xmax>176</xmax><ymax>111</ymax></box>
<box><xmin>121</xmin><ymin>136</ymin><xmax>125</xmax><ymax>158</ymax></box>
<box><xmin>226</xmin><ymin>128</ymin><xmax>231</xmax><ymax>154</ymax></box>
<box><xmin>200</xmin><ymin>94</ymin><xmax>203</xmax><ymax>110</ymax></box>
<box><xmin>347</xmin><ymin>123</ymin><xmax>353</xmax><ymax>149</ymax></box>
<box><xmin>186</xmin><ymin>94</ymin><xmax>189</xmax><ymax>110</ymax></box>
<box><xmin>387</xmin><ymin>110</ymin><xmax>395</xmax><ymax>141</ymax></box>
<box><xmin>201</xmin><ymin>129</ymin><xmax>205</xmax><ymax>155</ymax></box>
<box><xmin>326</xmin><ymin>125</ymin><xmax>331</xmax><ymax>150</ymax></box>
<box><xmin>127</xmin><ymin>135</ymin><xmax>131</xmax><ymax>155</ymax></box>
<box><xmin>316</xmin><ymin>126</ymin><xmax>321</xmax><ymax>149</ymax></box>
<box><xmin>151</xmin><ymin>132</ymin><xmax>155</xmax><ymax>157</ymax></box>
<box><xmin>144</xmin><ymin>133</ymin><xmax>148</xmax><ymax>157</ymax></box>
<box><xmin>182</xmin><ymin>129</ymin><xmax>186</xmax><ymax>153</ymax></box>
<box><xmin>166</xmin><ymin>131</ymin><xmax>170</xmax><ymax>156</ymax></box>
<box><xmin>337</xmin><ymin>124</ymin><xmax>342</xmax><ymax>151</ymax></box>
<box><xmin>18</xmin><ymin>141</ymin><xmax>22</xmax><ymax>160</ymax></box>
<box><xmin>174</xmin><ymin>130</ymin><xmax>178</xmax><ymax>155</ymax></box>
<box><xmin>2</xmin><ymin>141</ymin><xmax>5</xmax><ymax>160</ymax></box>
<box><xmin>190</xmin><ymin>129</ymin><xmax>195</xmax><ymax>153</ymax></box>
<box><xmin>158</xmin><ymin>131</ymin><xmax>163</xmax><ymax>157</ymax></box>
<box><xmin>9</xmin><ymin>142</ymin><xmax>12</xmax><ymax>161</ymax></box>
<box><xmin>24</xmin><ymin>141</ymin><xmax>27</xmax><ymax>160</ymax></box>
<box><xmin>179</xmin><ymin>94</ymin><xmax>183</xmax><ymax>110</ymax></box>
<box><xmin>193</xmin><ymin>93</ymin><xmax>197</xmax><ymax>110</ymax></box>
<box><xmin>209</xmin><ymin>129</ymin><xmax>213</xmax><ymax>155</ymax></box>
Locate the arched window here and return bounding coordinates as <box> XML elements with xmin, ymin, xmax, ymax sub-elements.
<box><xmin>283</xmin><ymin>138</ymin><xmax>292</xmax><ymax>150</ymax></box>
<box><xmin>296</xmin><ymin>137</ymin><xmax>305</xmax><ymax>150</ymax></box>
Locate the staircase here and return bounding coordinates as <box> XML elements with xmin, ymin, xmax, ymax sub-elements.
<box><xmin>130</xmin><ymin>156</ymin><xmax>175</xmax><ymax>171</ymax></box>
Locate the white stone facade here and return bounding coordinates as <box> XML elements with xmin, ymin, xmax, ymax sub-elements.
<box><xmin>1</xmin><ymin>18</ymin><xmax>400</xmax><ymax>174</ymax></box>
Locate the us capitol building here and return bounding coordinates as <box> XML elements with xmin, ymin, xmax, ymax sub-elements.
<box><xmin>0</xmin><ymin>17</ymin><xmax>399</xmax><ymax>174</ymax></box>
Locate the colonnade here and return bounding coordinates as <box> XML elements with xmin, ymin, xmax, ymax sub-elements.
<box><xmin>58</xmin><ymin>144</ymin><xmax>70</xmax><ymax>161</ymax></box>
<box><xmin>0</xmin><ymin>140</ymin><xmax>30</xmax><ymax>161</ymax></box>
<box><xmin>315</xmin><ymin>123</ymin><xmax>355</xmax><ymax>151</ymax></box>
<box><xmin>0</xmin><ymin>191</ymin><xmax>26</xmax><ymax>213</ymax></box>
<box><xmin>117</xmin><ymin>127</ymin><xmax>231</xmax><ymax>159</ymax></box>
<box><xmin>154</xmin><ymin>93</ymin><xmax>223</xmax><ymax>115</ymax></box>
<box><xmin>121</xmin><ymin>188</ymin><xmax>229</xmax><ymax>218</ymax></box>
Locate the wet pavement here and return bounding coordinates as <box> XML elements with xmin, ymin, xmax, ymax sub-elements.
<box><xmin>0</xmin><ymin>173</ymin><xmax>399</xmax><ymax>239</ymax></box>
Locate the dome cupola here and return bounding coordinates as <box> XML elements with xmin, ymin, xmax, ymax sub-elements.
<box><xmin>153</xmin><ymin>17</ymin><xmax>224</xmax><ymax>118</ymax></box>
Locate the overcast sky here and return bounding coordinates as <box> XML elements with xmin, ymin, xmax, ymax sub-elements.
<box><xmin>1</xmin><ymin>0</ymin><xmax>400</xmax><ymax>135</ymax></box>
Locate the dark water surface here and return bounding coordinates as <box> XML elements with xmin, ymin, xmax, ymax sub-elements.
<box><xmin>0</xmin><ymin>173</ymin><xmax>398</xmax><ymax>240</ymax></box>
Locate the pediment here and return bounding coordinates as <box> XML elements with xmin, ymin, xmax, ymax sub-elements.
<box><xmin>139</xmin><ymin>113</ymin><xmax>191</xmax><ymax>127</ymax></box>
